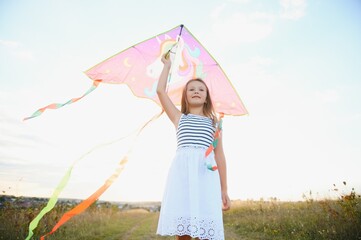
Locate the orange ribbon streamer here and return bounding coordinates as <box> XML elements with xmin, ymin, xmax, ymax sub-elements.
<box><xmin>205</xmin><ymin>112</ymin><xmax>224</xmax><ymax>171</ymax></box>
<box><xmin>40</xmin><ymin>157</ymin><xmax>128</xmax><ymax>240</ymax></box>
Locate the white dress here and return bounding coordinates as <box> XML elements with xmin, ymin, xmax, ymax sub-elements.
<box><xmin>157</xmin><ymin>113</ymin><xmax>224</xmax><ymax>240</ymax></box>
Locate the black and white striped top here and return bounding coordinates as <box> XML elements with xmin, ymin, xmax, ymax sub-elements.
<box><xmin>177</xmin><ymin>114</ymin><xmax>215</xmax><ymax>148</ymax></box>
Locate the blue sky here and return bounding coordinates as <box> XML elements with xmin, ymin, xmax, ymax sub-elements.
<box><xmin>1</xmin><ymin>0</ymin><xmax>360</xmax><ymax>202</ymax></box>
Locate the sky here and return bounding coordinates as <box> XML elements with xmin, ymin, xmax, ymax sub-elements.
<box><xmin>0</xmin><ymin>0</ymin><xmax>360</xmax><ymax>202</ymax></box>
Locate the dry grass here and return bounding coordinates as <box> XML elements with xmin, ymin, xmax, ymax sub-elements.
<box><xmin>1</xmin><ymin>183</ymin><xmax>360</xmax><ymax>240</ymax></box>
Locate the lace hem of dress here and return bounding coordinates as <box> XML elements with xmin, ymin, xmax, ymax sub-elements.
<box><xmin>157</xmin><ymin>216</ymin><xmax>224</xmax><ymax>240</ymax></box>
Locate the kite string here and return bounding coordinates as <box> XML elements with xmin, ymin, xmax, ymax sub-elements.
<box><xmin>38</xmin><ymin>110</ymin><xmax>164</xmax><ymax>240</ymax></box>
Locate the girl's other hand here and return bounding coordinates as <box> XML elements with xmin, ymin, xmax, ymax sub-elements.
<box><xmin>222</xmin><ymin>191</ymin><xmax>231</xmax><ymax>211</ymax></box>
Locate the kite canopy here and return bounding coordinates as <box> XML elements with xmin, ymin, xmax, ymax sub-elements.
<box><xmin>85</xmin><ymin>24</ymin><xmax>248</xmax><ymax>116</ymax></box>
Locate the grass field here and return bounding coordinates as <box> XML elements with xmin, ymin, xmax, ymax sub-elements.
<box><xmin>1</xmin><ymin>187</ymin><xmax>360</xmax><ymax>240</ymax></box>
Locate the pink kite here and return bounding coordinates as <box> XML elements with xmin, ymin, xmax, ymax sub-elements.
<box><xmin>25</xmin><ymin>24</ymin><xmax>247</xmax><ymax>120</ymax></box>
<box><xmin>85</xmin><ymin>24</ymin><xmax>247</xmax><ymax>116</ymax></box>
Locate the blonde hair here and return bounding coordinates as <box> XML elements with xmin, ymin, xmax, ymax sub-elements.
<box><xmin>181</xmin><ymin>78</ymin><xmax>217</xmax><ymax>124</ymax></box>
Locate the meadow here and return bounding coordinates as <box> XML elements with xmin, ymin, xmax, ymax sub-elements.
<box><xmin>1</xmin><ymin>185</ymin><xmax>360</xmax><ymax>240</ymax></box>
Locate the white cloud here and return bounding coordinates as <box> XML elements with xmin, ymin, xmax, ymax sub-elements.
<box><xmin>227</xmin><ymin>0</ymin><xmax>251</xmax><ymax>3</ymax></box>
<box><xmin>223</xmin><ymin>56</ymin><xmax>361</xmax><ymax>200</ymax></box>
<box><xmin>207</xmin><ymin>0</ymin><xmax>307</xmax><ymax>47</ymax></box>
<box><xmin>280</xmin><ymin>0</ymin><xmax>307</xmax><ymax>20</ymax></box>
<box><xmin>0</xmin><ymin>39</ymin><xmax>34</xmax><ymax>61</ymax></box>
<box><xmin>210</xmin><ymin>3</ymin><xmax>226</xmax><ymax>19</ymax></box>
<box><xmin>0</xmin><ymin>39</ymin><xmax>20</xmax><ymax>48</ymax></box>
<box><xmin>210</xmin><ymin>10</ymin><xmax>275</xmax><ymax>45</ymax></box>
<box><xmin>14</xmin><ymin>50</ymin><xmax>34</xmax><ymax>61</ymax></box>
<box><xmin>248</xmin><ymin>56</ymin><xmax>274</xmax><ymax>66</ymax></box>
<box><xmin>313</xmin><ymin>89</ymin><xmax>340</xmax><ymax>104</ymax></box>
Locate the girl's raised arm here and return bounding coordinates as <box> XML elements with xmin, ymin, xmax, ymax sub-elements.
<box><xmin>156</xmin><ymin>54</ymin><xmax>181</xmax><ymax>127</ymax></box>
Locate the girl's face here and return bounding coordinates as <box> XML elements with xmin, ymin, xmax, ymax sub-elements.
<box><xmin>186</xmin><ymin>81</ymin><xmax>208</xmax><ymax>106</ymax></box>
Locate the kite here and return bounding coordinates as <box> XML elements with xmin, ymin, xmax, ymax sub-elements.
<box><xmin>25</xmin><ymin>24</ymin><xmax>247</xmax><ymax>120</ymax></box>
<box><xmin>24</xmin><ymin>24</ymin><xmax>248</xmax><ymax>239</ymax></box>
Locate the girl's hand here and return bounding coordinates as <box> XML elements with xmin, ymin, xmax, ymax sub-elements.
<box><xmin>222</xmin><ymin>191</ymin><xmax>231</xmax><ymax>211</ymax></box>
<box><xmin>161</xmin><ymin>52</ymin><xmax>172</xmax><ymax>66</ymax></box>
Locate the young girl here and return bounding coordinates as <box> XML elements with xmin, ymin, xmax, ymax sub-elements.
<box><xmin>156</xmin><ymin>54</ymin><xmax>231</xmax><ymax>240</ymax></box>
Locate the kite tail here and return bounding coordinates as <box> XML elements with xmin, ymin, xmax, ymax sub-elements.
<box><xmin>40</xmin><ymin>156</ymin><xmax>128</xmax><ymax>240</ymax></box>
<box><xmin>24</xmin><ymin>127</ymin><xmax>133</xmax><ymax>240</ymax></box>
<box><xmin>25</xmin><ymin>167</ymin><xmax>74</xmax><ymax>240</ymax></box>
<box><xmin>205</xmin><ymin>112</ymin><xmax>224</xmax><ymax>171</ymax></box>
<box><xmin>31</xmin><ymin>110</ymin><xmax>164</xmax><ymax>240</ymax></box>
<box><xmin>23</xmin><ymin>80</ymin><xmax>102</xmax><ymax>121</ymax></box>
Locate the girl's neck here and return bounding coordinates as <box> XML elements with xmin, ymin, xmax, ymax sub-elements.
<box><xmin>189</xmin><ymin>106</ymin><xmax>204</xmax><ymax>116</ymax></box>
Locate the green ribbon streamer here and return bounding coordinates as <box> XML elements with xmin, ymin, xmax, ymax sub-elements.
<box><xmin>25</xmin><ymin>166</ymin><xmax>73</xmax><ymax>240</ymax></box>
